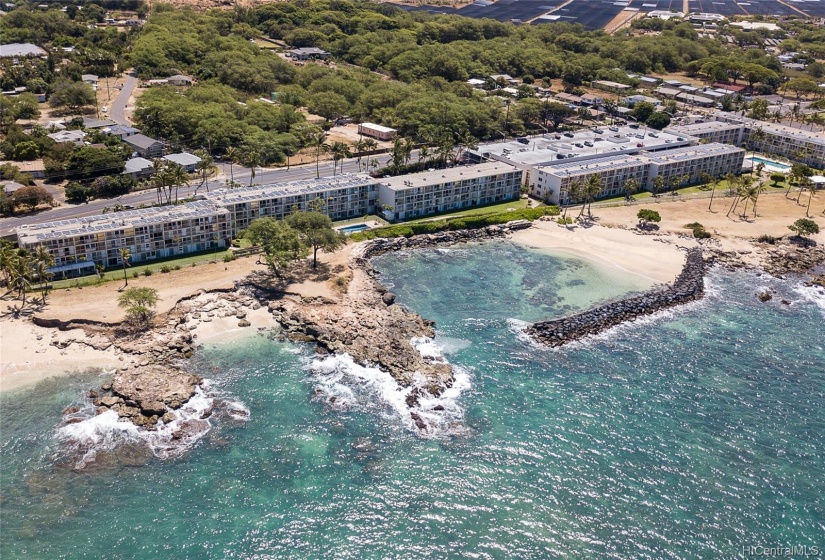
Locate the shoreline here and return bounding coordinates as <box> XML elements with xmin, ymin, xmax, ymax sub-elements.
<box><xmin>2</xmin><ymin>196</ymin><xmax>823</xmax><ymax>395</ymax></box>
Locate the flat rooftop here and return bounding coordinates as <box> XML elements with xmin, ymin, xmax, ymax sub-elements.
<box><xmin>17</xmin><ymin>201</ymin><xmax>228</xmax><ymax>243</ymax></box>
<box><xmin>666</xmin><ymin>121</ymin><xmax>743</xmax><ymax>134</ymax></box>
<box><xmin>715</xmin><ymin>113</ymin><xmax>825</xmax><ymax>144</ymax></box>
<box><xmin>471</xmin><ymin>126</ymin><xmax>692</xmax><ymax>168</ymax></box>
<box><xmin>381</xmin><ymin>161</ymin><xmax>518</xmax><ymax>192</ymax></box>
<box><xmin>644</xmin><ymin>143</ymin><xmax>744</xmax><ymax>164</ymax></box>
<box><xmin>540</xmin><ymin>154</ymin><xmax>648</xmax><ymax>177</ymax></box>
<box><xmin>207</xmin><ymin>173</ymin><xmax>378</xmax><ymax>205</ymax></box>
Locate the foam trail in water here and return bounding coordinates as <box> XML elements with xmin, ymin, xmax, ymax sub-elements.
<box><xmin>309</xmin><ymin>339</ymin><xmax>471</xmax><ymax>437</ymax></box>
<box><xmin>55</xmin><ymin>384</ymin><xmax>248</xmax><ymax>469</ymax></box>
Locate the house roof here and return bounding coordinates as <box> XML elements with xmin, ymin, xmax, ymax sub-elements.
<box><xmin>80</xmin><ymin>116</ymin><xmax>116</xmax><ymax>129</ymax></box>
<box><xmin>48</xmin><ymin>130</ymin><xmax>86</xmax><ymax>143</ymax></box>
<box><xmin>123</xmin><ymin>157</ymin><xmax>154</xmax><ymax>174</ymax></box>
<box><xmin>163</xmin><ymin>152</ymin><xmax>201</xmax><ymax>166</ymax></box>
<box><xmin>124</xmin><ymin>134</ymin><xmax>162</xmax><ymax>150</ymax></box>
<box><xmin>1</xmin><ymin>180</ymin><xmax>26</xmax><ymax>193</ymax></box>
<box><xmin>0</xmin><ymin>43</ymin><xmax>46</xmax><ymax>57</ymax></box>
<box><xmin>81</xmin><ymin>74</ymin><xmax>98</xmax><ymax>82</ymax></box>
<box><xmin>104</xmin><ymin>124</ymin><xmax>139</xmax><ymax>135</ymax></box>
<box><xmin>167</xmin><ymin>74</ymin><xmax>193</xmax><ymax>82</ymax></box>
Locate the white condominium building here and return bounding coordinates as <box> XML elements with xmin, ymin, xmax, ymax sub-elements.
<box><xmin>16</xmin><ymin>201</ymin><xmax>231</xmax><ymax>276</ymax></box>
<box><xmin>378</xmin><ymin>162</ymin><xmax>522</xmax><ymax>221</ymax></box>
<box><xmin>665</xmin><ymin>121</ymin><xmax>746</xmax><ymax>146</ymax></box>
<box><xmin>535</xmin><ymin>155</ymin><xmax>650</xmax><ymax>205</ymax></box>
<box><xmin>645</xmin><ymin>143</ymin><xmax>746</xmax><ymax>187</ymax></box>
<box><xmin>533</xmin><ymin>143</ymin><xmax>745</xmax><ymax>205</ymax></box>
<box><xmin>712</xmin><ymin>113</ymin><xmax>825</xmax><ymax>168</ymax></box>
<box><xmin>207</xmin><ymin>174</ymin><xmax>380</xmax><ymax>231</ymax></box>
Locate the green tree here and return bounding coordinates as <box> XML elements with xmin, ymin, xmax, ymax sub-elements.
<box><xmin>223</xmin><ymin>146</ymin><xmax>239</xmax><ymax>184</ymax></box>
<box><xmin>645</xmin><ymin>112</ymin><xmax>671</xmax><ymax>130</ymax></box>
<box><xmin>769</xmin><ymin>172</ymin><xmax>785</xmax><ymax>187</ymax></box>
<box><xmin>245</xmin><ymin>217</ymin><xmax>308</xmax><ymax>277</ymax></box>
<box><xmin>632</xmin><ymin>101</ymin><xmax>656</xmax><ymax>123</ymax></box>
<box><xmin>287</xmin><ymin>205</ymin><xmax>346</xmax><ymax>268</ymax></box>
<box><xmin>194</xmin><ymin>149</ymin><xmax>216</xmax><ymax>193</ymax></box>
<box><xmin>311</xmin><ymin>132</ymin><xmax>330</xmax><ymax>179</ymax></box>
<box><xmin>118</xmin><ymin>287</ymin><xmax>159</xmax><ymax>327</ymax></box>
<box><xmin>637</xmin><ymin>208</ymin><xmax>661</xmax><ymax>229</ymax></box>
<box><xmin>788</xmin><ymin>218</ymin><xmax>820</xmax><ymax>243</ymax></box>
<box><xmin>49</xmin><ymin>81</ymin><xmax>96</xmax><ymax>114</ymax></box>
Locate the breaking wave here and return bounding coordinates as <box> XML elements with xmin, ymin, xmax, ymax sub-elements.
<box><xmin>308</xmin><ymin>338</ymin><xmax>471</xmax><ymax>437</ymax></box>
<box><xmin>54</xmin><ymin>384</ymin><xmax>248</xmax><ymax>470</ymax></box>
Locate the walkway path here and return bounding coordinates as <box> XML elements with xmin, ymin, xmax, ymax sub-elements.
<box><xmin>110</xmin><ymin>74</ymin><xmax>138</xmax><ymax>125</ymax></box>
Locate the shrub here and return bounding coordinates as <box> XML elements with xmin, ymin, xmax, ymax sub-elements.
<box><xmin>223</xmin><ymin>253</ymin><xmax>235</xmax><ymax>263</ymax></box>
<box><xmin>557</xmin><ymin>216</ymin><xmax>573</xmax><ymax>225</ymax></box>
<box><xmin>132</xmin><ymin>271</ymin><xmax>139</xmax><ymax>278</ymax></box>
<box><xmin>142</xmin><ymin>268</ymin><xmax>153</xmax><ymax>276</ymax></box>
<box><xmin>692</xmin><ymin>227</ymin><xmax>711</xmax><ymax>239</ymax></box>
<box><xmin>756</xmin><ymin>234</ymin><xmax>777</xmax><ymax>244</ymax></box>
<box><xmin>173</xmin><ymin>264</ymin><xmax>181</xmax><ymax>270</ymax></box>
<box><xmin>160</xmin><ymin>264</ymin><xmax>172</xmax><ymax>273</ymax></box>
<box><xmin>334</xmin><ymin>275</ymin><xmax>350</xmax><ymax>293</ymax></box>
<box><xmin>684</xmin><ymin>222</ymin><xmax>703</xmax><ymax>229</ymax></box>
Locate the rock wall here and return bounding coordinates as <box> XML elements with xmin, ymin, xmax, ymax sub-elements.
<box><xmin>357</xmin><ymin>220</ymin><xmax>533</xmax><ymax>260</ymax></box>
<box><xmin>527</xmin><ymin>248</ymin><xmax>705</xmax><ymax>347</ymax></box>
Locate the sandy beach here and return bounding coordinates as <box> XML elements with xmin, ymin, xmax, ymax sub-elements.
<box><xmin>2</xmin><ymin>193</ymin><xmax>822</xmax><ymax>393</ymax></box>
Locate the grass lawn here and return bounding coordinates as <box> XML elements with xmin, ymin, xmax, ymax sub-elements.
<box><xmin>405</xmin><ymin>198</ymin><xmax>532</xmax><ymax>223</ymax></box>
<box><xmin>332</xmin><ymin>214</ymin><xmax>389</xmax><ymax>227</ymax></box>
<box><xmin>48</xmin><ymin>249</ymin><xmax>235</xmax><ymax>291</ymax></box>
<box><xmin>594</xmin><ymin>176</ymin><xmax>790</xmax><ymax>205</ymax></box>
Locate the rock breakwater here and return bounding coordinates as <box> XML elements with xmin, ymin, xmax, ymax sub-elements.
<box><xmin>527</xmin><ymin>248</ymin><xmax>705</xmax><ymax>347</ymax></box>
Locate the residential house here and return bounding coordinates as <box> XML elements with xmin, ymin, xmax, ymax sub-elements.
<box><xmin>591</xmin><ymin>80</ymin><xmax>631</xmax><ymax>94</ymax></box>
<box><xmin>123</xmin><ymin>157</ymin><xmax>155</xmax><ymax>179</ymax></box>
<box><xmin>124</xmin><ymin>134</ymin><xmax>164</xmax><ymax>158</ymax></box>
<box><xmin>47</xmin><ymin>130</ymin><xmax>86</xmax><ymax>146</ymax></box>
<box><xmin>287</xmin><ymin>47</ymin><xmax>331</xmax><ymax>60</ymax></box>
<box><xmin>163</xmin><ymin>152</ymin><xmax>202</xmax><ymax>173</ymax></box>
<box><xmin>103</xmin><ymin>124</ymin><xmax>140</xmax><ymax>139</ymax></box>
<box><xmin>167</xmin><ymin>74</ymin><xmax>194</xmax><ymax>86</ymax></box>
<box><xmin>81</xmin><ymin>74</ymin><xmax>98</xmax><ymax>85</ymax></box>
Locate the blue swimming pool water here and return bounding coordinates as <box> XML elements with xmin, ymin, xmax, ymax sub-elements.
<box><xmin>748</xmin><ymin>156</ymin><xmax>790</xmax><ymax>170</ymax></box>
<box><xmin>339</xmin><ymin>223</ymin><xmax>370</xmax><ymax>234</ymax></box>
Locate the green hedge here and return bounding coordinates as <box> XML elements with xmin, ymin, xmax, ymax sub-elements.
<box><xmin>350</xmin><ymin>206</ymin><xmax>560</xmax><ymax>241</ymax></box>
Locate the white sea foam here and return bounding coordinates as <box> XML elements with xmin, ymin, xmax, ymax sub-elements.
<box><xmin>55</xmin><ymin>384</ymin><xmax>248</xmax><ymax>469</ymax></box>
<box><xmin>793</xmin><ymin>283</ymin><xmax>825</xmax><ymax>316</ymax></box>
<box><xmin>308</xmin><ymin>341</ymin><xmax>471</xmax><ymax>438</ymax></box>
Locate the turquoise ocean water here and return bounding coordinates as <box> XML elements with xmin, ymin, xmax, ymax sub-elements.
<box><xmin>1</xmin><ymin>240</ymin><xmax>824</xmax><ymax>559</ymax></box>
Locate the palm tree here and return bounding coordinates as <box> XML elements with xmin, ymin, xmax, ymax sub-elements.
<box><xmin>167</xmin><ymin>163</ymin><xmax>188</xmax><ymax>203</ymax></box>
<box><xmin>119</xmin><ymin>247</ymin><xmax>131</xmax><ymax>288</ymax></box>
<box><xmin>0</xmin><ymin>240</ymin><xmax>15</xmax><ymax>291</ymax></box>
<box><xmin>805</xmin><ymin>180</ymin><xmax>818</xmax><ymax>217</ymax></box>
<box><xmin>224</xmin><ymin>147</ymin><xmax>239</xmax><ymax>184</ymax></box>
<box><xmin>418</xmin><ymin>145</ymin><xmax>430</xmax><ymax>166</ymax></box>
<box><xmin>353</xmin><ymin>138</ymin><xmax>365</xmax><ymax>171</ymax></box>
<box><xmin>8</xmin><ymin>250</ymin><xmax>32</xmax><ymax>306</ymax></box>
<box><xmin>584</xmin><ymin>174</ymin><xmax>603</xmax><ymax>218</ymax></box>
<box><xmin>623</xmin><ymin>178</ymin><xmax>639</xmax><ymax>202</ymax></box>
<box><xmin>362</xmin><ymin>138</ymin><xmax>378</xmax><ymax>172</ymax></box>
<box><xmin>330</xmin><ymin>141</ymin><xmax>351</xmax><ymax>176</ymax></box>
<box><xmin>570</xmin><ymin>179</ymin><xmax>587</xmax><ymax>220</ymax></box>
<box><xmin>243</xmin><ymin>150</ymin><xmax>262</xmax><ymax>186</ymax></box>
<box><xmin>32</xmin><ymin>246</ymin><xmax>53</xmax><ymax>303</ymax></box>
<box><xmin>652</xmin><ymin>176</ymin><xmax>665</xmax><ymax>197</ymax></box>
<box><xmin>707</xmin><ymin>174</ymin><xmax>720</xmax><ymax>212</ymax></box>
<box><xmin>311</xmin><ymin>133</ymin><xmax>330</xmax><ymax>179</ymax></box>
<box><xmin>151</xmin><ymin>158</ymin><xmax>167</xmax><ymax>204</ymax></box>
<box><xmin>193</xmin><ymin>149</ymin><xmax>216</xmax><ymax>193</ymax></box>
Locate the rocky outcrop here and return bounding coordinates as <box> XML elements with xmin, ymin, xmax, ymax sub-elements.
<box><xmin>92</xmin><ymin>365</ymin><xmax>203</xmax><ymax>428</ymax></box>
<box><xmin>527</xmin><ymin>248</ymin><xmax>705</xmax><ymax>347</ymax></box>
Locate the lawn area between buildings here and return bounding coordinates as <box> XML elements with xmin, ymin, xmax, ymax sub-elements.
<box><xmin>47</xmin><ymin>248</ymin><xmax>236</xmax><ymax>291</ymax></box>
<box><xmin>406</xmin><ymin>198</ymin><xmax>532</xmax><ymax>224</ymax></box>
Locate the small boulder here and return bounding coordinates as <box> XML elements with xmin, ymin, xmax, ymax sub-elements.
<box><xmin>757</xmin><ymin>290</ymin><xmax>773</xmax><ymax>302</ymax></box>
<box><xmin>382</xmin><ymin>292</ymin><xmax>396</xmax><ymax>306</ymax></box>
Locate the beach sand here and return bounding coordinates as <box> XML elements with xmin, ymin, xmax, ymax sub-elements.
<box><xmin>2</xmin><ymin>193</ymin><xmax>821</xmax><ymax>392</ymax></box>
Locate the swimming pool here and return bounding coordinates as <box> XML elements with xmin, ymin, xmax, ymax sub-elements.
<box><xmin>747</xmin><ymin>155</ymin><xmax>790</xmax><ymax>171</ymax></box>
<box><xmin>338</xmin><ymin>223</ymin><xmax>370</xmax><ymax>234</ymax></box>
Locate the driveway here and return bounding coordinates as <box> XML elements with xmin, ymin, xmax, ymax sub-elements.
<box><xmin>110</xmin><ymin>74</ymin><xmax>138</xmax><ymax>125</ymax></box>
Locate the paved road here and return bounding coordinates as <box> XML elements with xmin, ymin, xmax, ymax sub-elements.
<box><xmin>0</xmin><ymin>154</ymin><xmax>407</xmax><ymax>238</ymax></box>
<box><xmin>110</xmin><ymin>74</ymin><xmax>138</xmax><ymax>126</ymax></box>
